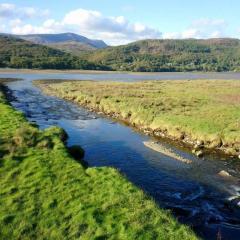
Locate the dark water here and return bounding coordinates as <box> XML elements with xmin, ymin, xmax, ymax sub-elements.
<box><xmin>2</xmin><ymin>71</ymin><xmax>240</xmax><ymax>239</ymax></box>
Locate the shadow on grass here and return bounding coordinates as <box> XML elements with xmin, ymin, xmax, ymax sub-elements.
<box><xmin>67</xmin><ymin>145</ymin><xmax>88</xmax><ymax>168</ymax></box>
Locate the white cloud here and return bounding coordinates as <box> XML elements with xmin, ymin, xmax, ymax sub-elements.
<box><xmin>0</xmin><ymin>23</ymin><xmax>6</xmax><ymax>32</ymax></box>
<box><xmin>12</xmin><ymin>24</ymin><xmax>54</xmax><ymax>35</ymax></box>
<box><xmin>181</xmin><ymin>29</ymin><xmax>200</xmax><ymax>38</ymax></box>
<box><xmin>0</xmin><ymin>3</ymin><xmax>49</xmax><ymax>20</ymax></box>
<box><xmin>210</xmin><ymin>30</ymin><xmax>222</xmax><ymax>38</ymax></box>
<box><xmin>162</xmin><ymin>32</ymin><xmax>180</xmax><ymax>39</ymax></box>
<box><xmin>60</xmin><ymin>8</ymin><xmax>161</xmax><ymax>44</ymax></box>
<box><xmin>0</xmin><ymin>3</ymin><xmax>232</xmax><ymax>45</ymax></box>
<box><xmin>163</xmin><ymin>18</ymin><xmax>227</xmax><ymax>39</ymax></box>
<box><xmin>0</xmin><ymin>3</ymin><xmax>15</xmax><ymax>17</ymax></box>
<box><xmin>9</xmin><ymin>18</ymin><xmax>22</xmax><ymax>27</ymax></box>
<box><xmin>2</xmin><ymin>6</ymin><xmax>161</xmax><ymax>45</ymax></box>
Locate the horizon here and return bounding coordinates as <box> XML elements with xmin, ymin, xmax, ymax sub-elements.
<box><xmin>3</xmin><ymin>31</ymin><xmax>240</xmax><ymax>40</ymax></box>
<box><xmin>1</xmin><ymin>31</ymin><xmax>240</xmax><ymax>47</ymax></box>
<box><xmin>0</xmin><ymin>0</ymin><xmax>240</xmax><ymax>45</ymax></box>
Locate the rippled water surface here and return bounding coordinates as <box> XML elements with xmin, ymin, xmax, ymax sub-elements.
<box><xmin>2</xmin><ymin>71</ymin><xmax>240</xmax><ymax>239</ymax></box>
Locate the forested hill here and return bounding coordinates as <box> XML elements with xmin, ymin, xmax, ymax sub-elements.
<box><xmin>1</xmin><ymin>35</ymin><xmax>240</xmax><ymax>72</ymax></box>
<box><xmin>0</xmin><ymin>35</ymin><xmax>109</xmax><ymax>70</ymax></box>
<box><xmin>81</xmin><ymin>38</ymin><xmax>240</xmax><ymax>72</ymax></box>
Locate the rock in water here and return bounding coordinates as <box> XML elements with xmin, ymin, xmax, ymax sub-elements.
<box><xmin>143</xmin><ymin>141</ymin><xmax>192</xmax><ymax>164</ymax></box>
<box><xmin>192</xmin><ymin>149</ymin><xmax>204</xmax><ymax>157</ymax></box>
<box><xmin>218</xmin><ymin>170</ymin><xmax>231</xmax><ymax>177</ymax></box>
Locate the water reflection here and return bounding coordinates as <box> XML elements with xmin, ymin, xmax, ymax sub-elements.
<box><xmin>3</xmin><ymin>71</ymin><xmax>240</xmax><ymax>239</ymax></box>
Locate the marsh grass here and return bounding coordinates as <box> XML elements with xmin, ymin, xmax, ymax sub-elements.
<box><xmin>36</xmin><ymin>79</ymin><xmax>240</xmax><ymax>156</ymax></box>
<box><xmin>0</xmin><ymin>85</ymin><xmax>198</xmax><ymax>239</ymax></box>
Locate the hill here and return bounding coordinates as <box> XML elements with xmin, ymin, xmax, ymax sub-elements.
<box><xmin>44</xmin><ymin>40</ymin><xmax>97</xmax><ymax>53</ymax></box>
<box><xmin>1</xmin><ymin>34</ymin><xmax>240</xmax><ymax>72</ymax></box>
<box><xmin>16</xmin><ymin>32</ymin><xmax>107</xmax><ymax>54</ymax></box>
<box><xmin>81</xmin><ymin>38</ymin><xmax>240</xmax><ymax>72</ymax></box>
<box><xmin>0</xmin><ymin>35</ymin><xmax>109</xmax><ymax>70</ymax></box>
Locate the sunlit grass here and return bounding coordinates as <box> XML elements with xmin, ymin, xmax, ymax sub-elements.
<box><xmin>36</xmin><ymin>79</ymin><xmax>240</xmax><ymax>156</ymax></box>
<box><xmin>0</xmin><ymin>83</ymin><xmax>198</xmax><ymax>239</ymax></box>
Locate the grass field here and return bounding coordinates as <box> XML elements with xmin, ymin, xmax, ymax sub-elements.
<box><xmin>0</xmin><ymin>81</ymin><xmax>198</xmax><ymax>239</ymax></box>
<box><xmin>36</xmin><ymin>79</ymin><xmax>240</xmax><ymax>157</ymax></box>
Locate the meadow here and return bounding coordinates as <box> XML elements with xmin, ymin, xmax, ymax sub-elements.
<box><xmin>0</xmin><ymin>80</ymin><xmax>198</xmax><ymax>239</ymax></box>
<box><xmin>36</xmin><ymin>79</ymin><xmax>240</xmax><ymax>157</ymax></box>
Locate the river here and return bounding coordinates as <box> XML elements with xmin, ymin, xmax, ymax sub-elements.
<box><xmin>1</xmin><ymin>71</ymin><xmax>240</xmax><ymax>239</ymax></box>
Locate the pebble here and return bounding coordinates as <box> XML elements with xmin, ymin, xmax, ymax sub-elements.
<box><xmin>218</xmin><ymin>170</ymin><xmax>231</xmax><ymax>177</ymax></box>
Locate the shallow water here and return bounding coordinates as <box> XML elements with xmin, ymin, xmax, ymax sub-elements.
<box><xmin>2</xmin><ymin>71</ymin><xmax>240</xmax><ymax>239</ymax></box>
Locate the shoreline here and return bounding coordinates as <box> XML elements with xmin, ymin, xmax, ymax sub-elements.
<box><xmin>0</xmin><ymin>68</ymin><xmax>240</xmax><ymax>75</ymax></box>
<box><xmin>0</xmin><ymin>68</ymin><xmax>117</xmax><ymax>74</ymax></box>
<box><xmin>74</xmin><ymin>101</ymin><xmax>240</xmax><ymax>159</ymax></box>
<box><xmin>35</xmin><ymin>80</ymin><xmax>240</xmax><ymax>159</ymax></box>
<box><xmin>1</xmin><ymin>76</ymin><xmax>239</xmax><ymax>159</ymax></box>
<box><xmin>0</xmin><ymin>80</ymin><xmax>198</xmax><ymax>239</ymax></box>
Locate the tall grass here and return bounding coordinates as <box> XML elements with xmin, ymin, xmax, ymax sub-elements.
<box><xmin>0</xmin><ymin>84</ymin><xmax>198</xmax><ymax>239</ymax></box>
<box><xmin>36</xmin><ymin>79</ymin><xmax>240</xmax><ymax>157</ymax></box>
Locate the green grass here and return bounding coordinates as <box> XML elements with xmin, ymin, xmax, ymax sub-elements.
<box><xmin>0</xmin><ymin>83</ymin><xmax>198</xmax><ymax>239</ymax></box>
<box><xmin>35</xmin><ymin>79</ymin><xmax>240</xmax><ymax>156</ymax></box>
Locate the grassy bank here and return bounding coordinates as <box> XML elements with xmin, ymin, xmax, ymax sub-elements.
<box><xmin>35</xmin><ymin>79</ymin><xmax>240</xmax><ymax>157</ymax></box>
<box><xmin>0</xmin><ymin>81</ymin><xmax>198</xmax><ymax>239</ymax></box>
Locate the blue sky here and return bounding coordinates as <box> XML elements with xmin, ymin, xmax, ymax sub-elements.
<box><xmin>0</xmin><ymin>0</ymin><xmax>239</xmax><ymax>45</ymax></box>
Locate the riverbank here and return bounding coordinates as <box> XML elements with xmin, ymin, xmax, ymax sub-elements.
<box><xmin>35</xmin><ymin>79</ymin><xmax>240</xmax><ymax>158</ymax></box>
<box><xmin>1</xmin><ymin>68</ymin><xmax>240</xmax><ymax>76</ymax></box>
<box><xmin>0</xmin><ymin>80</ymin><xmax>198</xmax><ymax>239</ymax></box>
<box><xmin>0</xmin><ymin>68</ymin><xmax>115</xmax><ymax>74</ymax></box>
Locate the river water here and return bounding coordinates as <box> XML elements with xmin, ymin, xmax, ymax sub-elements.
<box><xmin>2</xmin><ymin>71</ymin><xmax>240</xmax><ymax>239</ymax></box>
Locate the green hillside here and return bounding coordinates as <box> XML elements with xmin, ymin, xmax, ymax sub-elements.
<box><xmin>0</xmin><ymin>35</ymin><xmax>108</xmax><ymax>70</ymax></box>
<box><xmin>2</xmin><ymin>35</ymin><xmax>240</xmax><ymax>72</ymax></box>
<box><xmin>81</xmin><ymin>38</ymin><xmax>240</xmax><ymax>72</ymax></box>
<box><xmin>46</xmin><ymin>41</ymin><xmax>97</xmax><ymax>54</ymax></box>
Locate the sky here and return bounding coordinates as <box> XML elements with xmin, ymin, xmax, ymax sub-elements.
<box><xmin>0</xmin><ymin>0</ymin><xmax>239</xmax><ymax>45</ymax></box>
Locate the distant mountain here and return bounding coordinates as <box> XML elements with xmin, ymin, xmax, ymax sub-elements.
<box><xmin>81</xmin><ymin>38</ymin><xmax>240</xmax><ymax>72</ymax></box>
<box><xmin>16</xmin><ymin>32</ymin><xmax>107</xmax><ymax>50</ymax></box>
<box><xmin>0</xmin><ymin>35</ymin><xmax>109</xmax><ymax>70</ymax></box>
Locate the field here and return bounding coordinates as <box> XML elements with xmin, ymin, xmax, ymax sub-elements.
<box><xmin>36</xmin><ymin>79</ymin><xmax>240</xmax><ymax>157</ymax></box>
<box><xmin>0</xmin><ymin>80</ymin><xmax>198</xmax><ymax>239</ymax></box>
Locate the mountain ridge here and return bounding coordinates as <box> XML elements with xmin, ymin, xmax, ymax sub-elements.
<box><xmin>16</xmin><ymin>32</ymin><xmax>108</xmax><ymax>48</ymax></box>
<box><xmin>0</xmin><ymin>34</ymin><xmax>109</xmax><ymax>70</ymax></box>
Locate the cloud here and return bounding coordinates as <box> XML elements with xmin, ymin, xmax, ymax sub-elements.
<box><xmin>61</xmin><ymin>8</ymin><xmax>162</xmax><ymax>44</ymax></box>
<box><xmin>163</xmin><ymin>18</ymin><xmax>227</xmax><ymax>39</ymax></box>
<box><xmin>237</xmin><ymin>27</ymin><xmax>240</xmax><ymax>35</ymax></box>
<box><xmin>0</xmin><ymin>3</ymin><xmax>49</xmax><ymax>20</ymax></box>
<box><xmin>12</xmin><ymin>24</ymin><xmax>52</xmax><ymax>35</ymax></box>
<box><xmin>0</xmin><ymin>3</ymin><xmax>15</xmax><ymax>18</ymax></box>
<box><xmin>0</xmin><ymin>4</ymin><xmax>162</xmax><ymax>45</ymax></box>
<box><xmin>1</xmin><ymin>3</ymin><xmax>231</xmax><ymax>45</ymax></box>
